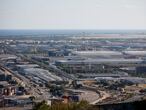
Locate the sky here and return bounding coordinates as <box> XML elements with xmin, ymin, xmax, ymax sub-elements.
<box><xmin>0</xmin><ymin>0</ymin><xmax>146</xmax><ymax>30</ymax></box>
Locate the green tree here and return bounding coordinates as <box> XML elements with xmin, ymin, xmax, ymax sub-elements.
<box><xmin>33</xmin><ymin>100</ymin><xmax>50</xmax><ymax>110</ymax></box>
<box><xmin>33</xmin><ymin>100</ymin><xmax>91</xmax><ymax>110</ymax></box>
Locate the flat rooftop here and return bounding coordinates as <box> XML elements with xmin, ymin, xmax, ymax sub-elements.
<box><xmin>16</xmin><ymin>64</ymin><xmax>39</xmax><ymax>69</ymax></box>
<box><xmin>56</xmin><ymin>58</ymin><xmax>143</xmax><ymax>65</ymax></box>
<box><xmin>123</xmin><ymin>51</ymin><xmax>146</xmax><ymax>56</ymax></box>
<box><xmin>73</xmin><ymin>51</ymin><xmax>122</xmax><ymax>56</ymax></box>
<box><xmin>0</xmin><ymin>54</ymin><xmax>17</xmax><ymax>60</ymax></box>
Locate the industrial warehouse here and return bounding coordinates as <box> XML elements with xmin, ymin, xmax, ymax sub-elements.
<box><xmin>1</xmin><ymin>32</ymin><xmax>146</xmax><ymax>110</ymax></box>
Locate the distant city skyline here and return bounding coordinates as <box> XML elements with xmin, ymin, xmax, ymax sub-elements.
<box><xmin>0</xmin><ymin>0</ymin><xmax>146</xmax><ymax>30</ymax></box>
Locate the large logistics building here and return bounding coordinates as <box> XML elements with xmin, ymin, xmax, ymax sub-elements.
<box><xmin>56</xmin><ymin>58</ymin><xmax>143</xmax><ymax>65</ymax></box>
<box><xmin>55</xmin><ymin>58</ymin><xmax>144</xmax><ymax>73</ymax></box>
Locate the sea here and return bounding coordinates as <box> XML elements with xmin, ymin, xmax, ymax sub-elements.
<box><xmin>0</xmin><ymin>29</ymin><xmax>146</xmax><ymax>36</ymax></box>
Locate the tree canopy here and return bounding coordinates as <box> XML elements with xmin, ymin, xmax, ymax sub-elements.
<box><xmin>32</xmin><ymin>100</ymin><xmax>94</xmax><ymax>110</ymax></box>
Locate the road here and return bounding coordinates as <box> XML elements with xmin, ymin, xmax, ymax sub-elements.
<box><xmin>81</xmin><ymin>85</ymin><xmax>110</xmax><ymax>105</ymax></box>
<box><xmin>90</xmin><ymin>91</ymin><xmax>110</xmax><ymax>105</ymax></box>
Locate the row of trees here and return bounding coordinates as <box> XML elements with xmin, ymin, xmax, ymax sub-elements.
<box><xmin>32</xmin><ymin>100</ymin><xmax>98</xmax><ymax>110</ymax></box>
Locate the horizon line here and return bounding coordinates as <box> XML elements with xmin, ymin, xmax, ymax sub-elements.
<box><xmin>0</xmin><ymin>29</ymin><xmax>146</xmax><ymax>31</ymax></box>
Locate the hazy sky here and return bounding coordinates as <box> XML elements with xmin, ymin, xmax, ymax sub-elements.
<box><xmin>0</xmin><ymin>0</ymin><xmax>146</xmax><ymax>29</ymax></box>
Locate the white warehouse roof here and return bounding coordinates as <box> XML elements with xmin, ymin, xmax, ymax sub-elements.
<box><xmin>56</xmin><ymin>58</ymin><xmax>143</xmax><ymax>65</ymax></box>
<box><xmin>73</xmin><ymin>51</ymin><xmax>122</xmax><ymax>56</ymax></box>
<box><xmin>24</xmin><ymin>68</ymin><xmax>62</xmax><ymax>81</ymax></box>
<box><xmin>123</xmin><ymin>51</ymin><xmax>146</xmax><ymax>56</ymax></box>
